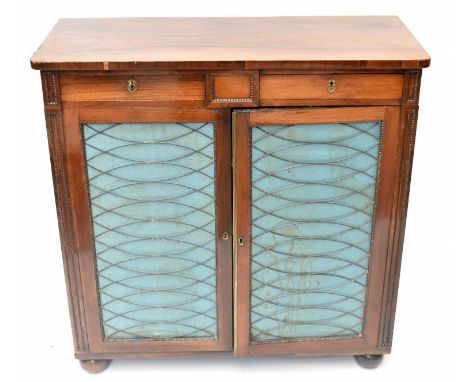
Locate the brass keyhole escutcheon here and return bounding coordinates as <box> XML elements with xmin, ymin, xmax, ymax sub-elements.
<box><xmin>328</xmin><ymin>79</ymin><xmax>336</xmax><ymax>93</ymax></box>
<box><xmin>238</xmin><ymin>237</ymin><xmax>245</xmax><ymax>246</ymax></box>
<box><xmin>222</xmin><ymin>232</ymin><xmax>229</xmax><ymax>240</ymax></box>
<box><xmin>127</xmin><ymin>79</ymin><xmax>138</xmax><ymax>94</ymax></box>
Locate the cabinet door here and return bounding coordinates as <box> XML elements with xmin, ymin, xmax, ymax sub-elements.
<box><xmin>233</xmin><ymin>107</ymin><xmax>400</xmax><ymax>355</ymax></box>
<box><xmin>63</xmin><ymin>107</ymin><xmax>232</xmax><ymax>355</ymax></box>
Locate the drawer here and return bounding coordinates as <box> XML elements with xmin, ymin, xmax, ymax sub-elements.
<box><xmin>260</xmin><ymin>74</ymin><xmax>404</xmax><ymax>102</ymax></box>
<box><xmin>60</xmin><ymin>74</ymin><xmax>205</xmax><ymax>102</ymax></box>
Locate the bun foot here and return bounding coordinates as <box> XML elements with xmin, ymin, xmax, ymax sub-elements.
<box><xmin>354</xmin><ymin>354</ymin><xmax>383</xmax><ymax>369</ymax></box>
<box><xmin>80</xmin><ymin>359</ymin><xmax>112</xmax><ymax>373</ymax></box>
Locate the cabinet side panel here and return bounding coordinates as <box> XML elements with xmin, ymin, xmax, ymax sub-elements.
<box><xmin>41</xmin><ymin>71</ymin><xmax>89</xmax><ymax>353</ymax></box>
<box><xmin>379</xmin><ymin>70</ymin><xmax>421</xmax><ymax>348</ymax></box>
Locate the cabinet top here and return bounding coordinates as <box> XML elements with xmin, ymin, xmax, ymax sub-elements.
<box><xmin>30</xmin><ymin>16</ymin><xmax>430</xmax><ymax>71</ymax></box>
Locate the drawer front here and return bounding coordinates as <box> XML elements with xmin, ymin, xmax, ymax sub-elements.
<box><xmin>260</xmin><ymin>74</ymin><xmax>404</xmax><ymax>102</ymax></box>
<box><xmin>60</xmin><ymin>74</ymin><xmax>205</xmax><ymax>102</ymax></box>
<box><xmin>60</xmin><ymin>73</ymin><xmax>402</xmax><ymax>105</ymax></box>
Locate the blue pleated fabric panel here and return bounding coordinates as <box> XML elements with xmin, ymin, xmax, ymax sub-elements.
<box><xmin>250</xmin><ymin>121</ymin><xmax>382</xmax><ymax>342</ymax></box>
<box><xmin>82</xmin><ymin>122</ymin><xmax>217</xmax><ymax>340</ymax></box>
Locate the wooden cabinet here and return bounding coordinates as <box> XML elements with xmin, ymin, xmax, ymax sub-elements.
<box><xmin>31</xmin><ymin>16</ymin><xmax>430</xmax><ymax>372</ymax></box>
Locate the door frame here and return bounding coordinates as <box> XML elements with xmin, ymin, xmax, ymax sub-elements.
<box><xmin>62</xmin><ymin>106</ymin><xmax>233</xmax><ymax>354</ymax></box>
<box><xmin>233</xmin><ymin>106</ymin><xmax>401</xmax><ymax>356</ymax></box>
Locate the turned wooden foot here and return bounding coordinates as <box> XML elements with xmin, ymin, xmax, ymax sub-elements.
<box><xmin>79</xmin><ymin>359</ymin><xmax>112</xmax><ymax>373</ymax></box>
<box><xmin>354</xmin><ymin>354</ymin><xmax>383</xmax><ymax>369</ymax></box>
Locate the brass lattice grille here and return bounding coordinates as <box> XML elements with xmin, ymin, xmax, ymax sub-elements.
<box><xmin>82</xmin><ymin>122</ymin><xmax>218</xmax><ymax>340</ymax></box>
<box><xmin>250</xmin><ymin>121</ymin><xmax>382</xmax><ymax>342</ymax></box>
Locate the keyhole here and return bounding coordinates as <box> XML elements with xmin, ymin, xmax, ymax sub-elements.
<box><xmin>127</xmin><ymin>79</ymin><xmax>138</xmax><ymax>94</ymax></box>
<box><xmin>238</xmin><ymin>237</ymin><xmax>245</xmax><ymax>246</ymax></box>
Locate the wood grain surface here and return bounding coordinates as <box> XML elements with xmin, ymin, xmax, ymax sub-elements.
<box><xmin>31</xmin><ymin>17</ymin><xmax>430</xmax><ymax>70</ymax></box>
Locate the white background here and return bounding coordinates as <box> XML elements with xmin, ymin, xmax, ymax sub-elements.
<box><xmin>2</xmin><ymin>0</ymin><xmax>465</xmax><ymax>381</ymax></box>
